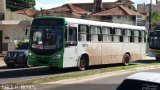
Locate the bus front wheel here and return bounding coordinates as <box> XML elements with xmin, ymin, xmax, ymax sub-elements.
<box><xmin>78</xmin><ymin>56</ymin><xmax>88</xmax><ymax>71</ymax></box>
<box><xmin>123</xmin><ymin>54</ymin><xmax>130</xmax><ymax>66</ymax></box>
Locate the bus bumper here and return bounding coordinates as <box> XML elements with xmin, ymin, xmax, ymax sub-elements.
<box><xmin>28</xmin><ymin>56</ymin><xmax>63</xmax><ymax>68</ymax></box>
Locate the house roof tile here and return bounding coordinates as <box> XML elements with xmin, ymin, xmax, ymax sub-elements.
<box><xmin>92</xmin><ymin>5</ymin><xmax>142</xmax><ymax>16</ymax></box>
<box><xmin>48</xmin><ymin>4</ymin><xmax>91</xmax><ymax>15</ymax></box>
<box><xmin>14</xmin><ymin>8</ymin><xmax>37</xmax><ymax>17</ymax></box>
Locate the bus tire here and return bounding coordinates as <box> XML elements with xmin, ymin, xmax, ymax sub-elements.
<box><xmin>78</xmin><ymin>56</ymin><xmax>88</xmax><ymax>71</ymax></box>
<box><xmin>6</xmin><ymin>64</ymin><xmax>14</xmax><ymax>68</ymax></box>
<box><xmin>123</xmin><ymin>54</ymin><xmax>130</xmax><ymax>66</ymax></box>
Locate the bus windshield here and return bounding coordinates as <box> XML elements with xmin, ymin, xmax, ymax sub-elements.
<box><xmin>31</xmin><ymin>26</ymin><xmax>63</xmax><ymax>50</ymax></box>
<box><xmin>149</xmin><ymin>31</ymin><xmax>160</xmax><ymax>49</ymax></box>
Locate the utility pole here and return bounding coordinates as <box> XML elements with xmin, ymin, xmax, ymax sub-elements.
<box><xmin>149</xmin><ymin>0</ymin><xmax>152</xmax><ymax>32</ymax></box>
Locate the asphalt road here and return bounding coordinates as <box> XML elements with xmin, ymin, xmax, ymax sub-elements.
<box><xmin>37</xmin><ymin>68</ymin><xmax>160</xmax><ymax>90</ymax></box>
<box><xmin>0</xmin><ymin>58</ymin><xmax>159</xmax><ymax>90</ymax></box>
<box><xmin>0</xmin><ymin>59</ymin><xmax>156</xmax><ymax>84</ymax></box>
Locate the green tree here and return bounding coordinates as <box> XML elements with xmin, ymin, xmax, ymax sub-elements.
<box><xmin>128</xmin><ymin>4</ymin><xmax>136</xmax><ymax>11</ymax></box>
<box><xmin>6</xmin><ymin>0</ymin><xmax>35</xmax><ymax>11</ymax></box>
<box><xmin>152</xmin><ymin>11</ymin><xmax>160</xmax><ymax>27</ymax></box>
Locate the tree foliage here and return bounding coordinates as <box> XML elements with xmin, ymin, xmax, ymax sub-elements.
<box><xmin>128</xmin><ymin>4</ymin><xmax>136</xmax><ymax>11</ymax></box>
<box><xmin>6</xmin><ymin>0</ymin><xmax>35</xmax><ymax>11</ymax></box>
<box><xmin>152</xmin><ymin>11</ymin><xmax>160</xmax><ymax>27</ymax></box>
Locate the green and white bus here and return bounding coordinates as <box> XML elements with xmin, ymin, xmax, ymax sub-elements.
<box><xmin>27</xmin><ymin>16</ymin><xmax>146</xmax><ymax>70</ymax></box>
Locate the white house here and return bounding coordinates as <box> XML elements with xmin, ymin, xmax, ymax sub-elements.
<box><xmin>0</xmin><ymin>0</ymin><xmax>33</xmax><ymax>55</ymax></box>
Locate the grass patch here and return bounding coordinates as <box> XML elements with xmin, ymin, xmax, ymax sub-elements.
<box><xmin>4</xmin><ymin>62</ymin><xmax>160</xmax><ymax>85</ymax></box>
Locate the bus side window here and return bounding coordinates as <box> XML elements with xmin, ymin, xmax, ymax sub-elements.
<box><xmin>130</xmin><ymin>30</ymin><xmax>134</xmax><ymax>42</ymax></box>
<box><xmin>68</xmin><ymin>27</ymin><xmax>77</xmax><ymax>42</ymax></box>
<box><xmin>65</xmin><ymin>26</ymin><xmax>77</xmax><ymax>46</ymax></box>
<box><xmin>134</xmin><ymin>30</ymin><xmax>139</xmax><ymax>43</ymax></box>
<box><xmin>113</xmin><ymin>28</ymin><xmax>122</xmax><ymax>42</ymax></box>
<box><xmin>102</xmin><ymin>27</ymin><xmax>112</xmax><ymax>42</ymax></box>
<box><xmin>123</xmin><ymin>29</ymin><xmax>131</xmax><ymax>42</ymax></box>
<box><xmin>90</xmin><ymin>26</ymin><xmax>101</xmax><ymax>42</ymax></box>
<box><xmin>141</xmin><ymin>30</ymin><xmax>146</xmax><ymax>43</ymax></box>
<box><xmin>78</xmin><ymin>25</ymin><xmax>89</xmax><ymax>41</ymax></box>
<box><xmin>138</xmin><ymin>30</ymin><xmax>142</xmax><ymax>43</ymax></box>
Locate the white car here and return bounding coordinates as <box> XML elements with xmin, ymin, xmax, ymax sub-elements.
<box><xmin>117</xmin><ymin>72</ymin><xmax>160</xmax><ymax>90</ymax></box>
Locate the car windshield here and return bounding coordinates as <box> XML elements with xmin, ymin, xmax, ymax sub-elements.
<box><xmin>16</xmin><ymin>42</ymin><xmax>29</xmax><ymax>49</ymax></box>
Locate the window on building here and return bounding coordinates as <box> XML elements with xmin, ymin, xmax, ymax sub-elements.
<box><xmin>90</xmin><ymin>26</ymin><xmax>101</xmax><ymax>42</ymax></box>
<box><xmin>102</xmin><ymin>27</ymin><xmax>112</xmax><ymax>42</ymax></box>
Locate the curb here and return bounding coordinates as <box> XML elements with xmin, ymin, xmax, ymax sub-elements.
<box><xmin>42</xmin><ymin>65</ymin><xmax>160</xmax><ymax>84</ymax></box>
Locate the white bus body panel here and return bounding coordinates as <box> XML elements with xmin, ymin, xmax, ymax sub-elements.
<box><xmin>62</xmin><ymin>18</ymin><xmax>146</xmax><ymax>68</ymax></box>
<box><xmin>102</xmin><ymin>43</ymin><xmax>123</xmax><ymax>64</ymax></box>
<box><xmin>63</xmin><ymin>46</ymin><xmax>78</xmax><ymax>68</ymax></box>
<box><xmin>123</xmin><ymin>43</ymin><xmax>141</xmax><ymax>61</ymax></box>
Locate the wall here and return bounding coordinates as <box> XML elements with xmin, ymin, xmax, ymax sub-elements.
<box><xmin>4</xmin><ymin>10</ymin><xmax>33</xmax><ymax>20</ymax></box>
<box><xmin>0</xmin><ymin>23</ymin><xmax>29</xmax><ymax>54</ymax></box>
<box><xmin>112</xmin><ymin>16</ymin><xmax>134</xmax><ymax>25</ymax></box>
<box><xmin>0</xmin><ymin>0</ymin><xmax>6</xmax><ymax>13</ymax></box>
<box><xmin>137</xmin><ymin>4</ymin><xmax>158</xmax><ymax>14</ymax></box>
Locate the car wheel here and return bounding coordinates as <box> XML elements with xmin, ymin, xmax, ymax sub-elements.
<box><xmin>26</xmin><ymin>60</ymin><xmax>33</xmax><ymax>68</ymax></box>
<box><xmin>156</xmin><ymin>57</ymin><xmax>160</xmax><ymax>61</ymax></box>
<box><xmin>6</xmin><ymin>64</ymin><xmax>14</xmax><ymax>68</ymax></box>
<box><xmin>78</xmin><ymin>56</ymin><xmax>88</xmax><ymax>71</ymax></box>
<box><xmin>123</xmin><ymin>54</ymin><xmax>130</xmax><ymax>66</ymax></box>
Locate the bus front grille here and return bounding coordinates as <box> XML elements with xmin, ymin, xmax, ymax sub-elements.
<box><xmin>37</xmin><ymin>59</ymin><xmax>49</xmax><ymax>64</ymax></box>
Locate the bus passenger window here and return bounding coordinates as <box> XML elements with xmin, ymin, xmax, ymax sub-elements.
<box><xmin>102</xmin><ymin>27</ymin><xmax>112</xmax><ymax>42</ymax></box>
<box><xmin>68</xmin><ymin>27</ymin><xmax>77</xmax><ymax>42</ymax></box>
<box><xmin>134</xmin><ymin>30</ymin><xmax>139</xmax><ymax>43</ymax></box>
<box><xmin>78</xmin><ymin>25</ymin><xmax>89</xmax><ymax>41</ymax></box>
<box><xmin>130</xmin><ymin>30</ymin><xmax>134</xmax><ymax>42</ymax></box>
<box><xmin>141</xmin><ymin>31</ymin><xmax>146</xmax><ymax>43</ymax></box>
<box><xmin>65</xmin><ymin>26</ymin><xmax>77</xmax><ymax>42</ymax></box>
<box><xmin>90</xmin><ymin>26</ymin><xmax>101</xmax><ymax>42</ymax></box>
<box><xmin>113</xmin><ymin>28</ymin><xmax>122</xmax><ymax>42</ymax></box>
<box><xmin>123</xmin><ymin>29</ymin><xmax>131</xmax><ymax>42</ymax></box>
<box><xmin>138</xmin><ymin>31</ymin><xmax>142</xmax><ymax>43</ymax></box>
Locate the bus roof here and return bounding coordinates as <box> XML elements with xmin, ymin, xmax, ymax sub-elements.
<box><xmin>34</xmin><ymin>16</ymin><xmax>146</xmax><ymax>30</ymax></box>
<box><xmin>65</xmin><ymin>17</ymin><xmax>146</xmax><ymax>30</ymax></box>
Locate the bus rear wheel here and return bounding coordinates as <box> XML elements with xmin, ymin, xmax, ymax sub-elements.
<box><xmin>78</xmin><ymin>56</ymin><xmax>88</xmax><ymax>71</ymax></box>
<box><xmin>123</xmin><ymin>54</ymin><xmax>130</xmax><ymax>66</ymax></box>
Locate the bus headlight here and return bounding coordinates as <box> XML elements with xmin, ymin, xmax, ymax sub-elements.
<box><xmin>54</xmin><ymin>54</ymin><xmax>62</xmax><ymax>59</ymax></box>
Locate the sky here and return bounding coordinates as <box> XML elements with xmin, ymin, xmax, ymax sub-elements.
<box><xmin>35</xmin><ymin>0</ymin><xmax>157</xmax><ymax>10</ymax></box>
